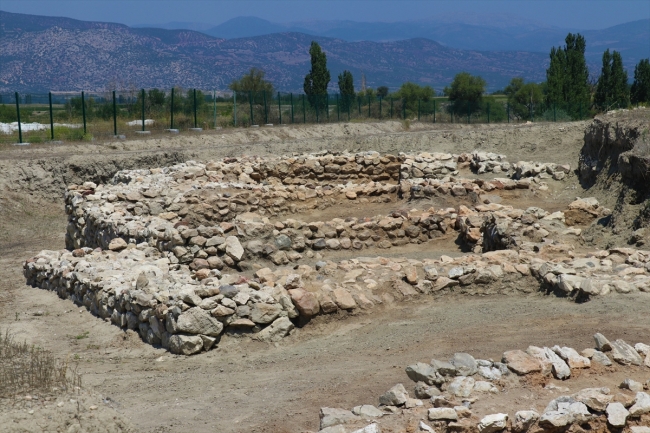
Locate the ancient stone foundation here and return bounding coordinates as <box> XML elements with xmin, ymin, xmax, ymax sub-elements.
<box><xmin>24</xmin><ymin>150</ymin><xmax>650</xmax><ymax>355</ymax></box>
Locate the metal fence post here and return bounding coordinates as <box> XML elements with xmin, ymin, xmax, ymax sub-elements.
<box><xmin>193</xmin><ymin>89</ymin><xmax>197</xmax><ymax>128</ymax></box>
<box><xmin>336</xmin><ymin>93</ymin><xmax>340</xmax><ymax>121</ymax></box>
<box><xmin>15</xmin><ymin>92</ymin><xmax>23</xmax><ymax>143</ymax></box>
<box><xmin>553</xmin><ymin>103</ymin><xmax>556</xmax><ymax>122</ymax></box>
<box><xmin>368</xmin><ymin>93</ymin><xmax>371</xmax><ymax>118</ymax></box>
<box><xmin>82</xmin><ymin>91</ymin><xmax>87</xmax><ymax>134</ymax></box>
<box><xmin>169</xmin><ymin>87</ymin><xmax>174</xmax><ymax>129</ymax></box>
<box><xmin>263</xmin><ymin>91</ymin><xmax>268</xmax><ymax>124</ymax></box>
<box><xmin>49</xmin><ymin>92</ymin><xmax>54</xmax><ymax>140</ymax></box>
<box><xmin>113</xmin><ymin>90</ymin><xmax>117</xmax><ymax>136</ymax></box>
<box><xmin>249</xmin><ymin>91</ymin><xmax>254</xmax><ymax>125</ymax></box>
<box><xmin>278</xmin><ymin>92</ymin><xmax>282</xmax><ymax>125</ymax></box>
<box><xmin>140</xmin><ymin>89</ymin><xmax>145</xmax><ymax>131</ymax></box>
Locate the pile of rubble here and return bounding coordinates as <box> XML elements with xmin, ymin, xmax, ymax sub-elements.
<box><xmin>313</xmin><ymin>333</ymin><xmax>650</xmax><ymax>433</ymax></box>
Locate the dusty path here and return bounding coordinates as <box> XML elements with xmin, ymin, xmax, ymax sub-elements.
<box><xmin>5</xmin><ymin>119</ymin><xmax>647</xmax><ymax>433</ymax></box>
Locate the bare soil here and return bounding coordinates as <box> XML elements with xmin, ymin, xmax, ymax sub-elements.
<box><xmin>1</xmin><ymin>119</ymin><xmax>648</xmax><ymax>433</ymax></box>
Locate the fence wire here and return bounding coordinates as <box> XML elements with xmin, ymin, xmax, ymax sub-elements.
<box><xmin>0</xmin><ymin>89</ymin><xmax>609</xmax><ymax>144</ymax></box>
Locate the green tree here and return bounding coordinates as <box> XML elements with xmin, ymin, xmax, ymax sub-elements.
<box><xmin>631</xmin><ymin>58</ymin><xmax>650</xmax><ymax>104</ymax></box>
<box><xmin>545</xmin><ymin>33</ymin><xmax>590</xmax><ymax>118</ymax></box>
<box><xmin>393</xmin><ymin>82</ymin><xmax>434</xmax><ymax>114</ymax></box>
<box><xmin>594</xmin><ymin>50</ymin><xmax>629</xmax><ymax>111</ymax></box>
<box><xmin>504</xmin><ymin>78</ymin><xmax>544</xmax><ymax>120</ymax></box>
<box><xmin>229</xmin><ymin>68</ymin><xmax>275</xmax><ymax>106</ymax></box>
<box><xmin>444</xmin><ymin>72</ymin><xmax>485</xmax><ymax>115</ymax></box>
<box><xmin>594</xmin><ymin>49</ymin><xmax>612</xmax><ymax>110</ymax></box>
<box><xmin>377</xmin><ymin>86</ymin><xmax>389</xmax><ymax>98</ymax></box>
<box><xmin>338</xmin><ymin>70</ymin><xmax>355</xmax><ymax>111</ymax></box>
<box><xmin>304</xmin><ymin>41</ymin><xmax>331</xmax><ymax>109</ymax></box>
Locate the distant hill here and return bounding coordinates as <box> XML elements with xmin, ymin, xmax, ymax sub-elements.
<box><xmin>206</xmin><ymin>16</ymin><xmax>650</xmax><ymax>68</ymax></box>
<box><xmin>0</xmin><ymin>11</ymin><xmax>556</xmax><ymax>93</ymax></box>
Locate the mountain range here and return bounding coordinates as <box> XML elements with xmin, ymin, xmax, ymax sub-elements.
<box><xmin>1</xmin><ymin>11</ymin><xmax>648</xmax><ymax>94</ymax></box>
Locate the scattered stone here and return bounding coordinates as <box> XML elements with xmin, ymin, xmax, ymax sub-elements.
<box><xmin>622</xmin><ymin>379</ymin><xmax>644</xmax><ymax>393</ymax></box>
<box><xmin>513</xmin><ymin>410</ymin><xmax>539</xmax><ymax>433</ymax></box>
<box><xmin>502</xmin><ymin>350</ymin><xmax>542</xmax><ymax>375</ymax></box>
<box><xmin>477</xmin><ymin>413</ymin><xmax>508</xmax><ymax>433</ymax></box>
<box><xmin>406</xmin><ymin>363</ymin><xmax>439</xmax><ymax>386</ymax></box>
<box><xmin>320</xmin><ymin>407</ymin><xmax>360</xmax><ymax>429</ymax></box>
<box><xmin>108</xmin><ymin>238</ymin><xmax>127</xmax><ymax>251</ymax></box>
<box><xmin>451</xmin><ymin>352</ymin><xmax>478</xmax><ymax>376</ymax></box>
<box><xmin>168</xmin><ymin>334</ymin><xmax>203</xmax><ymax>355</ymax></box>
<box><xmin>591</xmin><ymin>350</ymin><xmax>613</xmax><ymax>366</ymax></box>
<box><xmin>611</xmin><ymin>339</ymin><xmax>644</xmax><ymax>365</ymax></box>
<box><xmin>351</xmin><ymin>405</ymin><xmax>383</xmax><ymax>418</ymax></box>
<box><xmin>594</xmin><ymin>332</ymin><xmax>612</xmax><ymax>351</ymax></box>
<box><xmin>606</xmin><ymin>402</ymin><xmax>629</xmax><ymax>427</ymax></box>
<box><xmin>629</xmin><ymin>392</ymin><xmax>650</xmax><ymax>416</ymax></box>
<box><xmin>379</xmin><ymin>384</ymin><xmax>409</xmax><ymax>406</ymax></box>
<box><xmin>428</xmin><ymin>407</ymin><xmax>458</xmax><ymax>421</ymax></box>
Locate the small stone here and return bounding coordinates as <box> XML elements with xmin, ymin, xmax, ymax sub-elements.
<box><xmin>168</xmin><ymin>334</ymin><xmax>203</xmax><ymax>355</ymax></box>
<box><xmin>253</xmin><ymin>317</ymin><xmax>294</xmax><ymax>342</ymax></box>
<box><xmin>592</xmin><ymin>350</ymin><xmax>612</xmax><ymax>366</ymax></box>
<box><xmin>629</xmin><ymin>392</ymin><xmax>650</xmax><ymax>416</ymax></box>
<box><xmin>513</xmin><ymin>410</ymin><xmax>539</xmax><ymax>433</ymax></box>
<box><xmin>478</xmin><ymin>413</ymin><xmax>508</xmax><ymax>433</ymax></box>
<box><xmin>379</xmin><ymin>383</ymin><xmax>409</xmax><ymax>406</ymax></box>
<box><xmin>611</xmin><ymin>339</ymin><xmax>644</xmax><ymax>365</ymax></box>
<box><xmin>594</xmin><ymin>333</ymin><xmax>612</xmax><ymax>351</ymax></box>
<box><xmin>539</xmin><ymin>411</ymin><xmax>571</xmax><ymax>428</ymax></box>
<box><xmin>606</xmin><ymin>402</ymin><xmax>629</xmax><ymax>427</ymax></box>
<box><xmin>502</xmin><ymin>350</ymin><xmax>542</xmax><ymax>375</ymax></box>
<box><xmin>451</xmin><ymin>352</ymin><xmax>478</xmax><ymax>376</ymax></box>
<box><xmin>573</xmin><ymin>387</ymin><xmax>612</xmax><ymax>411</ymax></box>
<box><xmin>621</xmin><ymin>378</ymin><xmax>644</xmax><ymax>393</ymax></box>
<box><xmin>431</xmin><ymin>359</ymin><xmax>457</xmax><ymax>376</ymax></box>
<box><xmin>225</xmin><ymin>236</ymin><xmax>244</xmax><ymax>261</ymax></box>
<box><xmin>414</xmin><ymin>381</ymin><xmax>441</xmax><ymax>399</ymax></box>
<box><xmin>108</xmin><ymin>238</ymin><xmax>127</xmax><ymax>251</ymax></box>
<box><xmin>319</xmin><ymin>407</ymin><xmax>360</xmax><ymax>429</ymax></box>
<box><xmin>351</xmin><ymin>405</ymin><xmax>383</xmax><ymax>418</ymax></box>
<box><xmin>419</xmin><ymin>421</ymin><xmax>435</xmax><ymax>432</ymax></box>
<box><xmin>332</xmin><ymin>287</ymin><xmax>356</xmax><ymax>310</ymax></box>
<box><xmin>406</xmin><ymin>363</ymin><xmax>439</xmax><ymax>386</ymax></box>
<box><xmin>448</xmin><ymin>376</ymin><xmax>475</xmax><ymax>398</ymax></box>
<box><xmin>553</xmin><ymin>346</ymin><xmax>591</xmax><ymax>369</ymax></box>
<box><xmin>428</xmin><ymin>407</ymin><xmax>458</xmax><ymax>421</ymax></box>
<box><xmin>350</xmin><ymin>424</ymin><xmax>379</xmax><ymax>433</ymax></box>
<box><xmin>288</xmin><ymin>288</ymin><xmax>320</xmax><ymax>317</ymax></box>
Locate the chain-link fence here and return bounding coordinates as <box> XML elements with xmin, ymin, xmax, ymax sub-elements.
<box><xmin>0</xmin><ymin>89</ymin><xmax>609</xmax><ymax>145</ymax></box>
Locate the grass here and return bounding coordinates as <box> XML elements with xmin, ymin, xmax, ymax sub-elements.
<box><xmin>0</xmin><ymin>328</ymin><xmax>82</xmax><ymax>398</ymax></box>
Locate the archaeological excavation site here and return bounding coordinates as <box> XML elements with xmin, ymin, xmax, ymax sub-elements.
<box><xmin>2</xmin><ymin>113</ymin><xmax>649</xmax><ymax>433</ymax></box>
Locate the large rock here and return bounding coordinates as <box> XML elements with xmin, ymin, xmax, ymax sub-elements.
<box><xmin>478</xmin><ymin>413</ymin><xmax>508</xmax><ymax>433</ymax></box>
<box><xmin>451</xmin><ymin>352</ymin><xmax>478</xmax><ymax>376</ymax></box>
<box><xmin>168</xmin><ymin>334</ymin><xmax>203</xmax><ymax>355</ymax></box>
<box><xmin>288</xmin><ymin>288</ymin><xmax>320</xmax><ymax>317</ymax></box>
<box><xmin>253</xmin><ymin>317</ymin><xmax>294</xmax><ymax>342</ymax></box>
<box><xmin>225</xmin><ymin>236</ymin><xmax>244</xmax><ymax>261</ymax></box>
<box><xmin>319</xmin><ymin>407</ymin><xmax>360</xmax><ymax>429</ymax></box>
<box><xmin>629</xmin><ymin>392</ymin><xmax>650</xmax><ymax>416</ymax></box>
<box><xmin>539</xmin><ymin>411</ymin><xmax>571</xmax><ymax>428</ymax></box>
<box><xmin>378</xmin><ymin>383</ymin><xmax>409</xmax><ymax>406</ymax></box>
<box><xmin>350</xmin><ymin>424</ymin><xmax>379</xmax><ymax>433</ymax></box>
<box><xmin>176</xmin><ymin>307</ymin><xmax>224</xmax><ymax>336</ymax></box>
<box><xmin>332</xmin><ymin>287</ymin><xmax>357</xmax><ymax>310</ymax></box>
<box><xmin>502</xmin><ymin>350</ymin><xmax>542</xmax><ymax>375</ymax></box>
<box><xmin>611</xmin><ymin>339</ymin><xmax>644</xmax><ymax>365</ymax></box>
<box><xmin>592</xmin><ymin>350</ymin><xmax>613</xmax><ymax>366</ymax></box>
<box><xmin>606</xmin><ymin>402</ymin><xmax>629</xmax><ymax>427</ymax></box>
<box><xmin>250</xmin><ymin>303</ymin><xmax>282</xmax><ymax>324</ymax></box>
<box><xmin>405</xmin><ymin>363</ymin><xmax>439</xmax><ymax>386</ymax></box>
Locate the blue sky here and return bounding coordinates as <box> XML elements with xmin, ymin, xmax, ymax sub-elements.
<box><xmin>2</xmin><ymin>0</ymin><xmax>649</xmax><ymax>29</ymax></box>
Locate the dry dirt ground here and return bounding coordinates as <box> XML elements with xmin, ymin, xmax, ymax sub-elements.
<box><xmin>1</xmin><ymin>120</ymin><xmax>648</xmax><ymax>433</ymax></box>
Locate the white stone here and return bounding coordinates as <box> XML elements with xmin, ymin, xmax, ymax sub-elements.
<box><xmin>478</xmin><ymin>413</ymin><xmax>508</xmax><ymax>433</ymax></box>
<box><xmin>606</xmin><ymin>402</ymin><xmax>629</xmax><ymax>427</ymax></box>
<box><xmin>629</xmin><ymin>392</ymin><xmax>650</xmax><ymax>416</ymax></box>
<box><xmin>428</xmin><ymin>407</ymin><xmax>458</xmax><ymax>421</ymax></box>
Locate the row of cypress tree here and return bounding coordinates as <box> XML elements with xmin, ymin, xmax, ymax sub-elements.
<box><xmin>304</xmin><ymin>36</ymin><xmax>650</xmax><ymax>116</ymax></box>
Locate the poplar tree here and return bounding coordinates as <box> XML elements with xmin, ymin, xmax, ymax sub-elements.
<box><xmin>594</xmin><ymin>49</ymin><xmax>612</xmax><ymax>110</ymax></box>
<box><xmin>545</xmin><ymin>33</ymin><xmax>590</xmax><ymax>118</ymax></box>
<box><xmin>304</xmin><ymin>41</ymin><xmax>331</xmax><ymax>110</ymax></box>
<box><xmin>610</xmin><ymin>51</ymin><xmax>629</xmax><ymax>109</ymax></box>
<box><xmin>337</xmin><ymin>70</ymin><xmax>355</xmax><ymax>111</ymax></box>
<box><xmin>595</xmin><ymin>50</ymin><xmax>629</xmax><ymax>111</ymax></box>
<box><xmin>630</xmin><ymin>58</ymin><xmax>650</xmax><ymax>104</ymax></box>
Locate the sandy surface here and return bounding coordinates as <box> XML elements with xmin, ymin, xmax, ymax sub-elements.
<box><xmin>2</xmin><ymin>119</ymin><xmax>648</xmax><ymax>433</ymax></box>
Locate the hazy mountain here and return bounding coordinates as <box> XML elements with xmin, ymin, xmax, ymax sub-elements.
<box><xmin>132</xmin><ymin>21</ymin><xmax>215</xmax><ymax>32</ymax></box>
<box><xmin>2</xmin><ymin>11</ymin><xmax>642</xmax><ymax>94</ymax></box>
<box><xmin>205</xmin><ymin>16</ymin><xmax>650</xmax><ymax>68</ymax></box>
